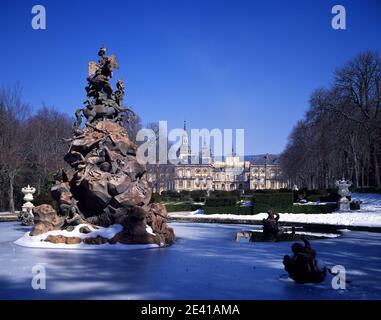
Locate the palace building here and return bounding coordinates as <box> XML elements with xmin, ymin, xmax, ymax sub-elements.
<box><xmin>147</xmin><ymin>122</ymin><xmax>286</xmax><ymax>193</ymax></box>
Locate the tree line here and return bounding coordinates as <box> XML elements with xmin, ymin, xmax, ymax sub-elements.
<box><xmin>0</xmin><ymin>86</ymin><xmax>73</xmax><ymax>212</ymax></box>
<box><xmin>280</xmin><ymin>51</ymin><xmax>381</xmax><ymax>190</ymax></box>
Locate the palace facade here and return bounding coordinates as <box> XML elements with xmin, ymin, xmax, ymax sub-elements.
<box><xmin>147</xmin><ymin>123</ymin><xmax>286</xmax><ymax>193</ymax></box>
<box><xmin>173</xmin><ymin>155</ymin><xmax>285</xmax><ymax>193</ymax></box>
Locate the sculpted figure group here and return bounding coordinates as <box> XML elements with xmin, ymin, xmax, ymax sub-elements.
<box><xmin>75</xmin><ymin>46</ymin><xmax>134</xmax><ymax>128</ymax></box>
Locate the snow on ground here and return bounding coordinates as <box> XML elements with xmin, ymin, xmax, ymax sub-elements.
<box><xmin>169</xmin><ymin>193</ymin><xmax>381</xmax><ymax>228</ymax></box>
<box><xmin>0</xmin><ymin>222</ymin><xmax>381</xmax><ymax>299</ymax></box>
<box><xmin>14</xmin><ymin>224</ymin><xmax>159</xmax><ymax>251</ymax></box>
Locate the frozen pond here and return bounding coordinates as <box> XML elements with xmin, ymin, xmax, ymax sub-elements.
<box><xmin>0</xmin><ymin>221</ymin><xmax>381</xmax><ymax>299</ymax></box>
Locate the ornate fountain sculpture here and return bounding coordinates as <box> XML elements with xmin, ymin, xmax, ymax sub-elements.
<box><xmin>28</xmin><ymin>47</ymin><xmax>175</xmax><ymax>247</ymax></box>
<box><xmin>335</xmin><ymin>179</ymin><xmax>352</xmax><ymax>211</ymax></box>
<box><xmin>19</xmin><ymin>185</ymin><xmax>36</xmax><ymax>226</ymax></box>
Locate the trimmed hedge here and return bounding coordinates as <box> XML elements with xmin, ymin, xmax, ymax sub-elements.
<box><xmin>165</xmin><ymin>203</ymin><xmax>203</xmax><ymax>212</ymax></box>
<box><xmin>211</xmin><ymin>190</ymin><xmax>241</xmax><ymax>198</ymax></box>
<box><xmin>251</xmin><ymin>192</ymin><xmax>293</xmax><ymax>213</ymax></box>
<box><xmin>205</xmin><ymin>196</ymin><xmax>237</xmax><ymax>207</ymax></box>
<box><xmin>250</xmin><ymin>192</ymin><xmax>336</xmax><ymax>214</ymax></box>
<box><xmin>189</xmin><ymin>190</ymin><xmax>207</xmax><ymax>202</ymax></box>
<box><xmin>204</xmin><ymin>206</ymin><xmax>253</xmax><ymax>215</ymax></box>
<box><xmin>202</xmin><ymin>204</ymin><xmax>336</xmax><ymax>215</ymax></box>
<box><xmin>290</xmin><ymin>204</ymin><xmax>337</xmax><ymax>214</ymax></box>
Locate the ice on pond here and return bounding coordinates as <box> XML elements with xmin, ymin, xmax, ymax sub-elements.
<box><xmin>0</xmin><ymin>221</ymin><xmax>381</xmax><ymax>299</ymax></box>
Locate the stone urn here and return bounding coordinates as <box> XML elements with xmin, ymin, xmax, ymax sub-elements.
<box><xmin>335</xmin><ymin>179</ymin><xmax>352</xmax><ymax>211</ymax></box>
<box><xmin>20</xmin><ymin>185</ymin><xmax>36</xmax><ymax>225</ymax></box>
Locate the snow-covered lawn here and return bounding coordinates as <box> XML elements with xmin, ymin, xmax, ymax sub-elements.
<box><xmin>0</xmin><ymin>222</ymin><xmax>380</xmax><ymax>299</ymax></box>
<box><xmin>169</xmin><ymin>193</ymin><xmax>381</xmax><ymax>228</ymax></box>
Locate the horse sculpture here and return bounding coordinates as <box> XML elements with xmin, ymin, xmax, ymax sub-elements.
<box><xmin>74</xmin><ymin>103</ymin><xmax>135</xmax><ymax>128</ymax></box>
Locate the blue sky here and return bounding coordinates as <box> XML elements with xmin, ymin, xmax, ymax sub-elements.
<box><xmin>1</xmin><ymin>0</ymin><xmax>380</xmax><ymax>154</ymax></box>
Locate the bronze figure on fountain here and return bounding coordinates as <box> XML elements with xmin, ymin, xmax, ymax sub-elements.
<box><xmin>75</xmin><ymin>46</ymin><xmax>135</xmax><ymax>128</ymax></box>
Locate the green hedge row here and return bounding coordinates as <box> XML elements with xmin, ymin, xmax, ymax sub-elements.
<box><xmin>202</xmin><ymin>204</ymin><xmax>336</xmax><ymax>215</ymax></box>
<box><xmin>203</xmin><ymin>206</ymin><xmax>254</xmax><ymax>215</ymax></box>
<box><xmin>165</xmin><ymin>203</ymin><xmax>336</xmax><ymax>214</ymax></box>
<box><xmin>165</xmin><ymin>204</ymin><xmax>203</xmax><ymax>212</ymax></box>
<box><xmin>289</xmin><ymin>204</ymin><xmax>337</xmax><ymax>214</ymax></box>
<box><xmin>250</xmin><ymin>192</ymin><xmax>336</xmax><ymax>214</ymax></box>
<box><xmin>251</xmin><ymin>192</ymin><xmax>293</xmax><ymax>213</ymax></box>
<box><xmin>205</xmin><ymin>196</ymin><xmax>237</xmax><ymax>206</ymax></box>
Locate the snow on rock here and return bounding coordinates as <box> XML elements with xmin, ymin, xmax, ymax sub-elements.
<box><xmin>15</xmin><ymin>224</ymin><xmax>159</xmax><ymax>251</ymax></box>
<box><xmin>169</xmin><ymin>193</ymin><xmax>381</xmax><ymax>228</ymax></box>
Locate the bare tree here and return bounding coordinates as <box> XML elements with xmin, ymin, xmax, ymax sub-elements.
<box><xmin>24</xmin><ymin>105</ymin><xmax>72</xmax><ymax>195</ymax></box>
<box><xmin>280</xmin><ymin>51</ymin><xmax>381</xmax><ymax>190</ymax></box>
<box><xmin>0</xmin><ymin>85</ymin><xmax>30</xmax><ymax>212</ymax></box>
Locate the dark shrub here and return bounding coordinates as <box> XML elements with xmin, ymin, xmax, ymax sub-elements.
<box><xmin>320</xmin><ymin>193</ymin><xmax>340</xmax><ymax>203</ymax></box>
<box><xmin>205</xmin><ymin>196</ymin><xmax>238</xmax><ymax>207</ymax></box>
<box><xmin>251</xmin><ymin>192</ymin><xmax>293</xmax><ymax>214</ymax></box>
<box><xmin>161</xmin><ymin>191</ymin><xmax>181</xmax><ymax>200</ymax></box>
<box><xmin>291</xmin><ymin>204</ymin><xmax>337</xmax><ymax>214</ymax></box>
<box><xmin>190</xmin><ymin>190</ymin><xmax>207</xmax><ymax>202</ymax></box>
<box><xmin>165</xmin><ymin>203</ymin><xmax>203</xmax><ymax>212</ymax></box>
<box><xmin>204</xmin><ymin>206</ymin><xmax>253</xmax><ymax>215</ymax></box>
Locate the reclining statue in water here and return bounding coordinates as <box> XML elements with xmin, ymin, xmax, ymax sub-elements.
<box><xmin>283</xmin><ymin>236</ymin><xmax>326</xmax><ymax>284</ymax></box>
<box><xmin>262</xmin><ymin>209</ymin><xmax>281</xmax><ymax>241</ymax></box>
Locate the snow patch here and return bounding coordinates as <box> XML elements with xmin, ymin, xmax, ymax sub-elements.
<box><xmin>14</xmin><ymin>224</ymin><xmax>159</xmax><ymax>251</ymax></box>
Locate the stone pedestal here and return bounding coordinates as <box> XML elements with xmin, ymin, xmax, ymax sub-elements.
<box><xmin>338</xmin><ymin>197</ymin><xmax>350</xmax><ymax>211</ymax></box>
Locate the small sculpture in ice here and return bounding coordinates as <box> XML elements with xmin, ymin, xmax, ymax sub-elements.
<box><xmin>19</xmin><ymin>185</ymin><xmax>36</xmax><ymax>226</ymax></box>
<box><xmin>283</xmin><ymin>236</ymin><xmax>326</xmax><ymax>284</ymax></box>
<box><xmin>262</xmin><ymin>209</ymin><xmax>281</xmax><ymax>241</ymax></box>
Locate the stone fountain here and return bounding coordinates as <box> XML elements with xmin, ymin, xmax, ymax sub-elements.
<box><xmin>21</xmin><ymin>47</ymin><xmax>175</xmax><ymax>248</ymax></box>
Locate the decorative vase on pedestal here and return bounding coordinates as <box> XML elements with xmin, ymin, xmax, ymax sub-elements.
<box><xmin>335</xmin><ymin>179</ymin><xmax>352</xmax><ymax>212</ymax></box>
<box><xmin>19</xmin><ymin>185</ymin><xmax>36</xmax><ymax>226</ymax></box>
